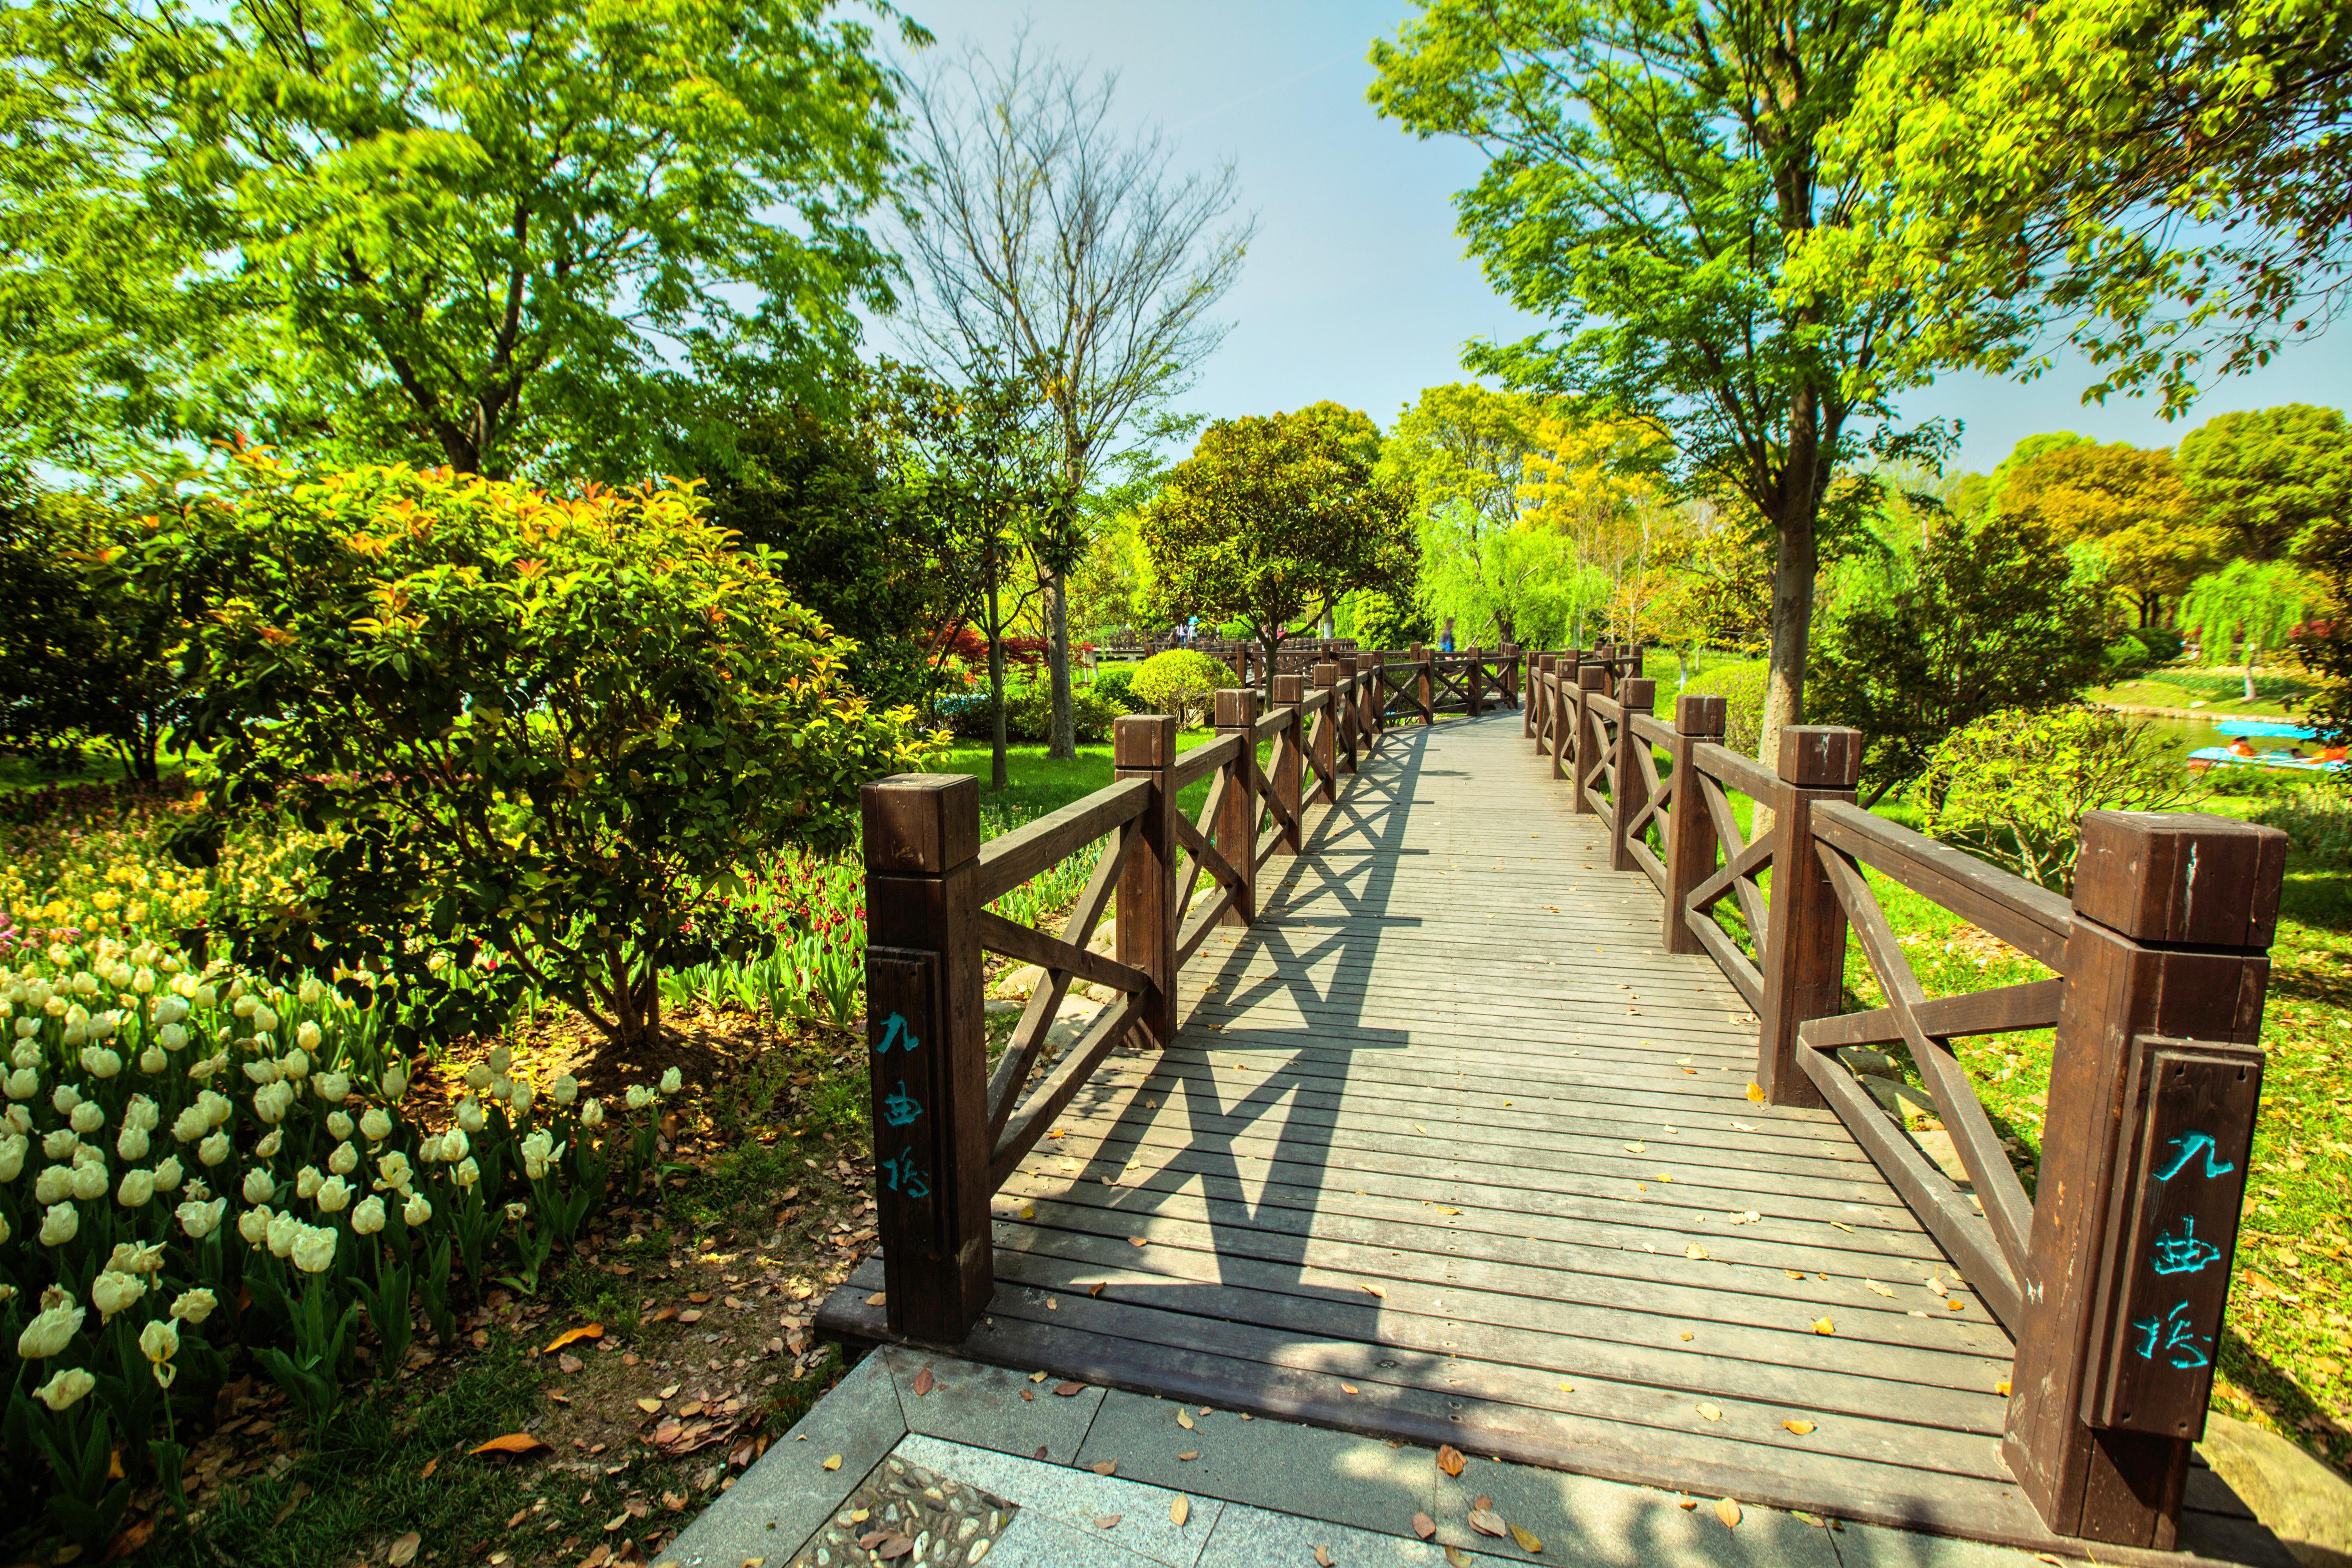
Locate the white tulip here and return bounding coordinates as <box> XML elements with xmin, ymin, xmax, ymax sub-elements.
<box><xmin>279</xmin><ymin>1044</ymin><xmax>306</xmax><ymax>1077</ymax></box>
<box><xmin>17</xmin><ymin>1297</ymin><xmax>84</xmax><ymax>1357</ymax></box>
<box><xmin>294</xmin><ymin>1165</ymin><xmax>322</xmax><ymax>1200</ymax></box>
<box><xmin>178</xmin><ymin>1195</ymin><xmax>227</xmax><ymax>1239</ymax></box>
<box><xmin>326</xmin><ymin>1110</ymin><xmax>354</xmax><ymax>1140</ymax></box>
<box><xmin>253</xmin><ymin>1128</ymin><xmax>283</xmax><ymax>1159</ymax></box>
<box><xmin>51</xmin><ymin>1082</ymin><xmax>81</xmax><ymax>1114</ymax></box>
<box><xmin>328</xmin><ymin>1140</ymin><xmax>359</xmax><ymax>1176</ymax></box>
<box><xmin>116</xmin><ymin>1167</ymin><xmax>155</xmax><ymax>1208</ymax></box>
<box><xmin>243</xmin><ymin>1058</ymin><xmax>283</xmax><ymax>1086</ymax></box>
<box><xmin>152</xmin><ymin>1155</ymin><xmax>183</xmax><ymax>1192</ymax></box>
<box><xmin>77</xmin><ymin>1045</ymin><xmax>121</xmax><ymax>1079</ymax></box>
<box><xmin>298</xmin><ymin>976</ymin><xmax>323</xmax><ymax>1005</ymax></box>
<box><xmin>350</xmin><ymin>1194</ymin><xmax>386</xmax><ymax>1235</ymax></box>
<box><xmin>39</xmin><ymin>1202</ymin><xmax>79</xmax><ymax>1245</ymax></box>
<box><xmin>625</xmin><ymin>1085</ymin><xmax>653</xmax><ymax>1112</ymax></box>
<box><xmin>116</xmin><ymin>1124</ymin><xmax>150</xmax><ymax>1162</ymax></box>
<box><xmin>487</xmin><ymin>1045</ymin><xmax>512</xmax><ymax>1074</ymax></box>
<box><xmin>252</xmin><ymin>1005</ymin><xmax>280</xmax><ymax>1035</ymax></box>
<box><xmin>243</xmin><ymin>1166</ymin><xmax>277</xmax><ymax>1204</ymax></box>
<box><xmin>90</xmin><ymin>1270</ymin><xmax>143</xmax><ymax>1321</ymax></box>
<box><xmin>69</xmin><ymin>1100</ymin><xmax>104</xmax><ymax>1135</ymax></box>
<box><xmin>2</xmin><ymin>1066</ymin><xmax>33</xmax><ymax>1100</ymax></box>
<box><xmin>238</xmin><ymin>1205</ymin><xmax>271</xmax><ymax>1247</ymax></box>
<box><xmin>68</xmin><ymin>1161</ymin><xmax>106</xmax><ymax>1201</ymax></box>
<box><xmin>551</xmin><ymin>1074</ymin><xmax>578</xmax><ymax>1106</ymax></box>
<box><xmin>580</xmin><ymin>1098</ymin><xmax>604</xmax><ymax>1129</ymax></box>
<box><xmin>455</xmin><ymin>1098</ymin><xmax>485</xmax><ymax>1134</ymax></box>
<box><xmin>373</xmin><ymin>1150</ymin><xmax>413</xmax><ymax>1193</ymax></box>
<box><xmin>403</xmin><ymin>1192</ymin><xmax>432</xmax><ymax>1226</ymax></box>
<box><xmin>453</xmin><ymin>1156</ymin><xmax>481</xmax><ymax>1188</ymax></box>
<box><xmin>157</xmin><ymin>1021</ymin><xmax>189</xmax><ymax>1053</ymax></box>
<box><xmin>198</xmin><ymin>1131</ymin><xmax>230</xmax><ymax>1167</ymax></box>
<box><xmin>296</xmin><ymin>1020</ymin><xmax>322</xmax><ymax>1052</ymax></box>
<box><xmin>314</xmin><ymin>1070</ymin><xmax>349</xmax><ymax>1103</ymax></box>
<box><xmin>382</xmin><ymin>1065</ymin><xmax>409</xmax><ymax>1100</ymax></box>
<box><xmin>290</xmin><ymin>1224</ymin><xmax>335</xmax><ymax>1274</ymax></box>
<box><xmin>34</xmin><ymin>1164</ymin><xmax>70</xmax><ymax>1204</ymax></box>
<box><xmin>232</xmin><ymin>992</ymin><xmax>257</xmax><ymax>1018</ymax></box>
<box><xmin>171</xmin><ymin>1105</ymin><xmax>208</xmax><ymax>1143</ymax></box>
<box><xmin>265</xmin><ymin>1210</ymin><xmax>299</xmax><ymax>1258</ymax></box>
<box><xmin>660</xmin><ymin>1067</ymin><xmax>682</xmax><ymax>1094</ymax></box>
<box><xmin>43</xmin><ymin>1127</ymin><xmax>77</xmax><ymax>1162</ymax></box>
<box><xmin>314</xmin><ymin>1174</ymin><xmax>351</xmax><ymax>1213</ymax></box>
<box><xmin>34</xmin><ymin>1367</ymin><xmax>96</xmax><ymax>1412</ymax></box>
<box><xmin>170</xmin><ymin>1287</ymin><xmax>217</xmax><ymax>1325</ymax></box>
<box><xmin>360</xmin><ymin>1107</ymin><xmax>392</xmax><ymax>1143</ymax></box>
<box><xmin>0</xmin><ymin>1130</ymin><xmax>24</xmax><ymax>1180</ymax></box>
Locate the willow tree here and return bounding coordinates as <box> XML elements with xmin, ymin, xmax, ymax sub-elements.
<box><xmin>1370</xmin><ymin>0</ymin><xmax>1942</xmax><ymax>765</ymax></box>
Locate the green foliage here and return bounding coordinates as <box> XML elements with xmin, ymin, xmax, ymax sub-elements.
<box><xmin>1141</xmin><ymin>403</ymin><xmax>1412</xmax><ymax>673</ymax></box>
<box><xmin>1130</xmin><ymin>649</ymin><xmax>1233</xmax><ymax>731</ymax></box>
<box><xmin>1681</xmin><ymin>660</ymin><xmax>1770</xmax><ymax>758</ymax></box>
<box><xmin>2255</xmin><ymin>788</ymin><xmax>2352</xmax><ymax>870</ymax></box>
<box><xmin>2180</xmin><ymin>559</ymin><xmax>2319</xmax><ymax>699</ymax></box>
<box><xmin>1996</xmin><ymin>439</ymin><xmax>2213</xmax><ymax>627</ymax></box>
<box><xmin>1915</xmin><ymin>707</ymin><xmax>2207</xmax><ymax>891</ymax></box>
<box><xmin>1091</xmin><ymin>664</ymin><xmax>1142</xmax><ymax>713</ymax></box>
<box><xmin>1350</xmin><ymin>587</ymin><xmax>1432</xmax><ymax>651</ymax></box>
<box><xmin>145</xmin><ymin>454</ymin><xmax>938</xmax><ymax>1049</ymax></box>
<box><xmin>1815</xmin><ymin>0</ymin><xmax>2351</xmax><ymax>415</ymax></box>
<box><xmin>1812</xmin><ymin>514</ymin><xmax>2111</xmax><ymax>798</ymax></box>
<box><xmin>2178</xmin><ymin>406</ymin><xmax>2352</xmax><ymax>563</ymax></box>
<box><xmin>1005</xmin><ymin>680</ymin><xmax>1120</xmax><ymax>746</ymax></box>
<box><xmin>0</xmin><ymin>0</ymin><xmax>913</xmax><ymax>477</ymax></box>
<box><xmin>0</xmin><ymin>481</ymin><xmax>188</xmax><ymax>778</ymax></box>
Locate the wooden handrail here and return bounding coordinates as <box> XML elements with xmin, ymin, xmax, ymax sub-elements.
<box><xmin>1811</xmin><ymin>801</ymin><xmax>2075</xmax><ymax>969</ymax></box>
<box><xmin>973</xmin><ymin>778</ymin><xmax>1152</xmax><ymax>904</ymax></box>
<box><xmin>1169</xmin><ymin>730</ymin><xmax>1243</xmax><ymax>790</ymax></box>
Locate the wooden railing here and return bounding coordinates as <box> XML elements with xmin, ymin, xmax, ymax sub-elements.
<box><xmin>1526</xmin><ymin>654</ymin><xmax>2288</xmax><ymax>1550</ymax></box>
<box><xmin>857</xmin><ymin>659</ymin><xmax>1391</xmax><ymax>1343</ymax></box>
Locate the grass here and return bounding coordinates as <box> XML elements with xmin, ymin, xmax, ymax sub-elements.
<box><xmin>2090</xmin><ymin>668</ymin><xmax>2317</xmax><ymax>714</ymax></box>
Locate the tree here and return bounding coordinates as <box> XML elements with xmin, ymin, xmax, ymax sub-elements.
<box><xmin>2177</xmin><ymin>405</ymin><xmax>2352</xmax><ymax>563</ymax></box>
<box><xmin>150</xmin><ymin>455</ymin><xmax>935</xmax><ymax>1052</ymax></box>
<box><xmin>2179</xmin><ymin>559</ymin><xmax>2318</xmax><ymax>701</ymax></box>
<box><xmin>1811</xmin><ymin>513</ymin><xmax>2111</xmax><ymax>801</ymax></box>
<box><xmin>1815</xmin><ymin>0</ymin><xmax>2351</xmax><ymax>418</ymax></box>
<box><xmin>0</xmin><ymin>0</ymin><xmax>912</xmax><ymax>479</ymax></box>
<box><xmin>1518</xmin><ymin>414</ymin><xmax>1685</xmax><ymax>645</ymax></box>
<box><xmin>895</xmin><ymin>37</ymin><xmax>1253</xmax><ymax>760</ymax></box>
<box><xmin>1141</xmin><ymin>404</ymin><xmax>1413</xmax><ymax>692</ymax></box>
<box><xmin>1997</xmin><ymin>439</ymin><xmax>2215</xmax><ymax>626</ymax></box>
<box><xmin>1370</xmin><ymin>0</ymin><xmax>1944</xmax><ymax>770</ymax></box>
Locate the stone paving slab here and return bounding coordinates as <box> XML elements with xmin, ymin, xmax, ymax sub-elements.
<box><xmin>1194</xmin><ymin>1501</ymin><xmax>1459</xmax><ymax>1566</ymax></box>
<box><xmin>663</xmin><ymin>1350</ymin><xmax>906</xmax><ymax>1568</ymax></box>
<box><xmin>1076</xmin><ymin>1389</ymin><xmax>1437</xmax><ymax>1539</ymax></box>
<box><xmin>882</xmin><ymin>1345</ymin><xmax>1108</xmax><ymax>1465</ymax></box>
<box><xmin>978</xmin><ymin>1510</ymin><xmax>1177</xmax><ymax>1568</ymax></box>
<box><xmin>1435</xmin><ymin>1451</ymin><xmax>1839</xmax><ymax>1568</ymax></box>
<box><xmin>898</xmin><ymin>1431</ymin><xmax>1224</xmax><ymax>1568</ymax></box>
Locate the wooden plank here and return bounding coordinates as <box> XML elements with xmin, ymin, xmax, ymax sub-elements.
<box><xmin>973</xmin><ymin>777</ymin><xmax>1151</xmax><ymax>903</ymax></box>
<box><xmin>1813</xmin><ymin>801</ymin><xmax>2074</xmax><ymax>971</ymax></box>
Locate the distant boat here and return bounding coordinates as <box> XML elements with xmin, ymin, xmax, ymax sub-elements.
<box><xmin>2188</xmin><ymin>745</ymin><xmax>2347</xmax><ymax>773</ymax></box>
<box><xmin>2213</xmin><ymin>720</ymin><xmax>2318</xmax><ymax>739</ymax></box>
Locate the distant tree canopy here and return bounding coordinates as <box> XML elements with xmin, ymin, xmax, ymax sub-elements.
<box><xmin>1142</xmin><ymin>403</ymin><xmax>1412</xmax><ymax>686</ymax></box>
<box><xmin>1997</xmin><ymin>439</ymin><xmax>2214</xmax><ymax>627</ymax></box>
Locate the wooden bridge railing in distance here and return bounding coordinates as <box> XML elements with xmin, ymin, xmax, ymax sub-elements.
<box><xmin>858</xmin><ymin>661</ymin><xmax>1392</xmax><ymax>1344</ymax></box>
<box><xmin>1520</xmin><ymin>674</ymin><xmax>2288</xmax><ymax>1551</ymax></box>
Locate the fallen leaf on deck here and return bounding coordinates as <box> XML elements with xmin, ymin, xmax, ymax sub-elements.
<box><xmin>866</xmin><ymin>1292</ymin><xmax>886</xmax><ymax>1306</ymax></box>
<box><xmin>1361</xmin><ymin>1283</ymin><xmax>1386</xmax><ymax>1299</ymax></box>
<box><xmin>1178</xmin><ymin>1450</ymin><xmax>1199</xmax><ymax>1461</ymax></box>
<box><xmin>470</xmin><ymin>1433</ymin><xmax>550</xmax><ymax>1456</ymax></box>
<box><xmin>388</xmin><ymin>1533</ymin><xmax>422</xmax><ymax>1567</ymax></box>
<box><xmin>1170</xmin><ymin>1496</ymin><xmax>1190</xmax><ymax>1527</ymax></box>
<box><xmin>1786</xmin><ymin>1269</ymin><xmax>1808</xmax><ymax>1280</ymax></box>
<box><xmin>1510</xmin><ymin>1523</ymin><xmax>1544</xmax><ymax>1552</ymax></box>
<box><xmin>1625</xmin><ymin>1141</ymin><xmax>1646</xmax><ymax>1154</ymax></box>
<box><xmin>1316</xmin><ymin>1547</ymin><xmax>1335</xmax><ymax>1568</ymax></box>
<box><xmin>1033</xmin><ymin>1444</ymin><xmax>1049</xmax><ymax>1460</ymax></box>
<box><xmin>1829</xmin><ymin>1221</ymin><xmax>1854</xmax><ymax>1233</ymax></box>
<box><xmin>1997</xmin><ymin>1379</ymin><xmax>2012</xmax><ymax>1397</ymax></box>
<box><xmin>1129</xmin><ymin>1236</ymin><xmax>1147</xmax><ymax>1248</ymax></box>
<box><xmin>1783</xmin><ymin>1420</ymin><xmax>1817</xmax><ymax>1435</ymax></box>
<box><xmin>1685</xmin><ymin>1243</ymin><xmax>1708</xmax><ymax>1260</ymax></box>
<box><xmin>1446</xmin><ymin>1548</ymin><xmax>1475</xmax><ymax>1568</ymax></box>
<box><xmin>1679</xmin><ymin>1332</ymin><xmax>1695</xmax><ymax>1342</ymax></box>
<box><xmin>1019</xmin><ymin>1205</ymin><xmax>1035</xmax><ymax>1219</ymax></box>
<box><xmin>1089</xmin><ymin>1282</ymin><xmax>1105</xmax><ymax>1297</ymax></box>
<box><xmin>1746</xmin><ymin>1083</ymin><xmax>1765</xmax><ymax>1102</ymax></box>
<box><xmin>1412</xmin><ymin>1511</ymin><xmax>1437</xmax><ymax>1540</ymax></box>
<box><xmin>1866</xmin><ymin>1280</ymin><xmax>1894</xmax><ymax>1297</ymax></box>
<box><xmin>1812</xmin><ymin>1318</ymin><xmax>1835</xmax><ymax>1335</ymax></box>
<box><xmin>1031</xmin><ymin>1370</ymin><xmax>1049</xmax><ymax>1382</ymax></box>
<box><xmin>1094</xmin><ymin>1515</ymin><xmax>1121</xmax><ymax>1529</ymax></box>
<box><xmin>1467</xmin><ymin>1507</ymin><xmax>1508</xmax><ymax>1538</ymax></box>
<box><xmin>1696</xmin><ymin>1403</ymin><xmax>1723</xmax><ymax>1421</ymax></box>
<box><xmin>1732</xmin><ymin>1121</ymin><xmax>1758</xmax><ymax>1132</ymax></box>
<box><xmin>1092</xmin><ymin>1460</ymin><xmax>1118</xmax><ymax>1476</ymax></box>
<box><xmin>1177</xmin><ymin>1409</ymin><xmax>1195</xmax><ymax>1429</ymax></box>
<box><xmin>1716</xmin><ymin>1497</ymin><xmax>1742</xmax><ymax>1528</ymax></box>
<box><xmin>1413</xmin><ymin>1124</ymin><xmax>1428</xmax><ymax>1134</ymax></box>
<box><xmin>822</xmin><ymin>1454</ymin><xmax>842</xmax><ymax>1471</ymax></box>
<box><xmin>1055</xmin><ymin>1382</ymin><xmax>1086</xmax><ymax>1397</ymax></box>
<box><xmin>1436</xmin><ymin>1444</ymin><xmax>1467</xmax><ymax>1477</ymax></box>
<box><xmin>911</xmin><ymin>1367</ymin><xmax>935</xmax><ymax>1397</ymax></box>
<box><xmin>544</xmin><ymin>1324</ymin><xmax>604</xmax><ymax>1353</ymax></box>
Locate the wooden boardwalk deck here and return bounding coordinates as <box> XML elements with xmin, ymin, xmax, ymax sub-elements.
<box><xmin>821</xmin><ymin>712</ymin><xmax>2278</xmax><ymax>1564</ymax></box>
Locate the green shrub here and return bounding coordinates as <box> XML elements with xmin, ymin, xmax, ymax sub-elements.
<box><xmin>2102</xmin><ymin>638</ymin><xmax>2153</xmax><ymax>681</ymax></box>
<box><xmin>1682</xmin><ymin>659</ymin><xmax>1769</xmax><ymax>757</ymax></box>
<box><xmin>1004</xmin><ymin>681</ymin><xmax>1122</xmax><ymax>744</ymax></box>
<box><xmin>1092</xmin><ymin>664</ymin><xmax>1142</xmax><ymax>713</ymax></box>
<box><xmin>1131</xmin><ymin>649</ymin><xmax>1234</xmax><ymax>730</ymax></box>
<box><xmin>2254</xmin><ymin>786</ymin><xmax>2352</xmax><ymax>868</ymax></box>
<box><xmin>144</xmin><ymin>455</ymin><xmax>941</xmax><ymax>1051</ymax></box>
<box><xmin>1914</xmin><ymin>706</ymin><xmax>2208</xmax><ymax>891</ymax></box>
<box><xmin>2126</xmin><ymin>625</ymin><xmax>2186</xmax><ymax>666</ymax></box>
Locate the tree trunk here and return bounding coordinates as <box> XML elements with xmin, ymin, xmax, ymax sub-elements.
<box><xmin>2243</xmin><ymin>645</ymin><xmax>2257</xmax><ymax>703</ymax></box>
<box><xmin>987</xmin><ymin>559</ymin><xmax>1010</xmax><ymax>792</ymax></box>
<box><xmin>1046</xmin><ymin>571</ymin><xmax>1076</xmax><ymax>759</ymax></box>
<box><xmin>1755</xmin><ymin>488</ymin><xmax>1823</xmax><ymax>844</ymax></box>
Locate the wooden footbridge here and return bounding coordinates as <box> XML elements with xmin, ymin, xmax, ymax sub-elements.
<box><xmin>821</xmin><ymin>648</ymin><xmax>2292</xmax><ymax>1565</ymax></box>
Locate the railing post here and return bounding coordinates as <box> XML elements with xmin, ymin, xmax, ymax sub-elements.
<box><xmin>1468</xmin><ymin>655</ymin><xmax>1484</xmax><ymax>717</ymax></box>
<box><xmin>1552</xmin><ymin>653</ymin><xmax>1579</xmax><ymax>780</ymax></box>
<box><xmin>1213</xmin><ymin>689</ymin><xmax>1260</xmax><ymax>924</ymax></box>
<box><xmin>1271</xmin><ymin>673</ymin><xmax>1305</xmax><ymax>854</ymax></box>
<box><xmin>1311</xmin><ymin>662</ymin><xmax>1340</xmax><ymax>802</ymax></box>
<box><xmin>1661</xmin><ymin>695</ymin><xmax>1726</xmax><ymax>955</ymax></box>
<box><xmin>1612</xmin><ymin>677</ymin><xmax>1655</xmax><ymax>872</ymax></box>
<box><xmin>1334</xmin><ymin>655</ymin><xmax>1360</xmax><ymax>774</ymax></box>
<box><xmin>860</xmin><ymin>773</ymin><xmax>993</xmax><ymax>1341</ymax></box>
<box><xmin>1503</xmin><ymin>646</ymin><xmax>1521</xmax><ymax>712</ymax></box>
<box><xmin>1418</xmin><ymin>652</ymin><xmax>1434</xmax><ymax>725</ymax></box>
<box><xmin>1755</xmin><ymin>726</ymin><xmax>1861</xmax><ymax>1107</ymax></box>
<box><xmin>1115</xmin><ymin>715</ymin><xmax>1181</xmax><ymax>1050</ymax></box>
<box><xmin>2005</xmin><ymin>813</ymin><xmax>2285</xmax><ymax>1548</ymax></box>
<box><xmin>1572</xmin><ymin>667</ymin><xmax>1606</xmax><ymax>812</ymax></box>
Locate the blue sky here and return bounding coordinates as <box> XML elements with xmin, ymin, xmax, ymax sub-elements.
<box><xmin>889</xmin><ymin>0</ymin><xmax>2350</xmax><ymax>477</ymax></box>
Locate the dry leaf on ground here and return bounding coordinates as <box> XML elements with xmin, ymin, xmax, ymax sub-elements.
<box><xmin>1685</xmin><ymin>1243</ymin><xmax>1708</xmax><ymax>1260</ymax></box>
<box><xmin>1177</xmin><ymin>1409</ymin><xmax>1195</xmax><ymax>1429</ymax></box>
<box><xmin>1812</xmin><ymin>1318</ymin><xmax>1836</xmax><ymax>1335</ymax></box>
<box><xmin>1467</xmin><ymin>1506</ymin><xmax>1508</xmax><ymax>1538</ymax></box>
<box><xmin>1178</xmin><ymin>1450</ymin><xmax>1199</xmax><ymax>1461</ymax></box>
<box><xmin>1171</xmin><ymin>1496</ymin><xmax>1190</xmax><ymax>1527</ymax></box>
<box><xmin>1716</xmin><ymin>1497</ymin><xmax>1743</xmax><ymax>1528</ymax></box>
<box><xmin>469</xmin><ymin>1433</ymin><xmax>550</xmax><ymax>1457</ymax></box>
<box><xmin>1865</xmin><ymin>1280</ymin><xmax>1894</xmax><ymax>1297</ymax></box>
<box><xmin>1412</xmin><ymin>1511</ymin><xmax>1437</xmax><ymax>1540</ymax></box>
<box><xmin>1361</xmin><ymin>1283</ymin><xmax>1386</xmax><ymax>1299</ymax></box>
<box><xmin>1746</xmin><ymin>1082</ymin><xmax>1765</xmax><ymax>1102</ymax></box>
<box><xmin>388</xmin><ymin>1533</ymin><xmax>421</xmax><ymax>1567</ymax></box>
<box><xmin>822</xmin><ymin>1454</ymin><xmax>842</xmax><ymax>1471</ymax></box>
<box><xmin>1446</xmin><ymin>1548</ymin><xmax>1474</xmax><ymax>1568</ymax></box>
<box><xmin>1436</xmin><ymin>1443</ymin><xmax>1467</xmax><ymax>1477</ymax></box>
<box><xmin>1092</xmin><ymin>1459</ymin><xmax>1118</xmax><ymax>1476</ymax></box>
<box><xmin>911</xmin><ymin>1367</ymin><xmax>935</xmax><ymax>1397</ymax></box>
<box><xmin>1783</xmin><ymin>1419</ymin><xmax>1817</xmax><ymax>1435</ymax></box>
<box><xmin>1695</xmin><ymin>1403</ymin><xmax>1723</xmax><ymax>1421</ymax></box>
<box><xmin>544</xmin><ymin>1323</ymin><xmax>604</xmax><ymax>1354</ymax></box>
<box><xmin>1315</xmin><ymin>1547</ymin><xmax>1335</xmax><ymax>1568</ymax></box>
<box><xmin>866</xmin><ymin>1292</ymin><xmax>886</xmax><ymax>1306</ymax></box>
<box><xmin>1094</xmin><ymin>1515</ymin><xmax>1121</xmax><ymax>1529</ymax></box>
<box><xmin>1510</xmin><ymin>1523</ymin><xmax>1544</xmax><ymax>1552</ymax></box>
<box><xmin>1055</xmin><ymin>1382</ymin><xmax>1086</xmax><ymax>1397</ymax></box>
